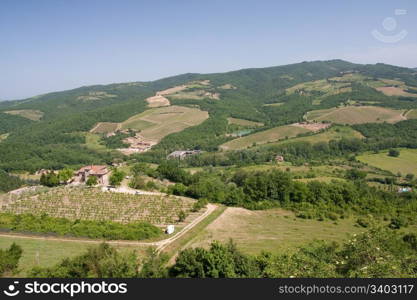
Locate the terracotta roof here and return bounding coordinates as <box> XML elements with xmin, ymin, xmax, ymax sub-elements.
<box><xmin>76</xmin><ymin>165</ymin><xmax>108</xmax><ymax>176</ymax></box>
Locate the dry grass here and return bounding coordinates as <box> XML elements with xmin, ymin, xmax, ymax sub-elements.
<box><xmin>187</xmin><ymin>207</ymin><xmax>363</xmax><ymax>255</ymax></box>
<box><xmin>305</xmin><ymin>106</ymin><xmax>406</xmax><ymax>124</ymax></box>
<box><xmin>4</xmin><ymin>109</ymin><xmax>44</xmax><ymax>121</ymax></box>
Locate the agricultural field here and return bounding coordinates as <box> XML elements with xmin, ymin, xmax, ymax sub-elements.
<box><xmin>220</xmin><ymin>125</ymin><xmax>310</xmax><ymax>150</ymax></box>
<box><xmin>186</xmin><ymin>207</ymin><xmax>363</xmax><ymax>255</ymax></box>
<box><xmin>357</xmin><ymin>148</ymin><xmax>417</xmax><ymax>176</ymax></box>
<box><xmin>4</xmin><ymin>109</ymin><xmax>44</xmax><ymax>121</ymax></box>
<box><xmin>90</xmin><ymin>122</ymin><xmax>120</xmax><ymax>134</ymax></box>
<box><xmin>121</xmin><ymin>105</ymin><xmax>209</xmax><ymax>142</ymax></box>
<box><xmin>305</xmin><ymin>106</ymin><xmax>406</xmax><ymax>124</ymax></box>
<box><xmin>405</xmin><ymin>109</ymin><xmax>417</xmax><ymax>119</ymax></box>
<box><xmin>261</xmin><ymin>126</ymin><xmax>364</xmax><ymax>148</ymax></box>
<box><xmin>286</xmin><ymin>76</ymin><xmax>352</xmax><ymax>105</ymax></box>
<box><xmin>0</xmin><ymin>236</ymin><xmax>148</xmax><ymax>276</ymax></box>
<box><xmin>1</xmin><ymin>186</ymin><xmax>196</xmax><ymax>226</ymax></box>
<box><xmin>227</xmin><ymin>117</ymin><xmax>263</xmax><ymax>127</ymax></box>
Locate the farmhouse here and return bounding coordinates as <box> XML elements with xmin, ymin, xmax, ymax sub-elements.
<box><xmin>167</xmin><ymin>150</ymin><xmax>202</xmax><ymax>160</ymax></box>
<box><xmin>74</xmin><ymin>165</ymin><xmax>109</xmax><ymax>185</ymax></box>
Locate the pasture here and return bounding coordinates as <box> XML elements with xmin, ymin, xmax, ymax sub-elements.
<box><xmin>1</xmin><ymin>186</ymin><xmax>196</xmax><ymax>226</ymax></box>
<box><xmin>220</xmin><ymin>125</ymin><xmax>310</xmax><ymax>150</ymax></box>
<box><xmin>305</xmin><ymin>106</ymin><xmax>406</xmax><ymax>124</ymax></box>
<box><xmin>357</xmin><ymin>148</ymin><xmax>417</xmax><ymax>176</ymax></box>
<box><xmin>4</xmin><ymin>109</ymin><xmax>44</xmax><ymax>121</ymax></box>
<box><xmin>121</xmin><ymin>105</ymin><xmax>209</xmax><ymax>142</ymax></box>
<box><xmin>187</xmin><ymin>207</ymin><xmax>363</xmax><ymax>255</ymax></box>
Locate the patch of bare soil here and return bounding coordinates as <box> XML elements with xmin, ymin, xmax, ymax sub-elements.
<box><xmin>146</xmin><ymin>95</ymin><xmax>171</xmax><ymax>107</ymax></box>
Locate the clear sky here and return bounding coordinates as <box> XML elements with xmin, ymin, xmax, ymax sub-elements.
<box><xmin>1</xmin><ymin>0</ymin><xmax>416</xmax><ymax>100</ymax></box>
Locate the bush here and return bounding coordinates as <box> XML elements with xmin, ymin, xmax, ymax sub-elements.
<box><xmin>388</xmin><ymin>149</ymin><xmax>400</xmax><ymax>157</ymax></box>
<box><xmin>0</xmin><ymin>213</ymin><xmax>161</xmax><ymax>240</ymax></box>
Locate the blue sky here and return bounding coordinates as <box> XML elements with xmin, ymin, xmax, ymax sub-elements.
<box><xmin>1</xmin><ymin>0</ymin><xmax>416</xmax><ymax>100</ymax></box>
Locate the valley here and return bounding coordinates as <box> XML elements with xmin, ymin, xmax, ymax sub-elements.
<box><xmin>1</xmin><ymin>59</ymin><xmax>417</xmax><ymax>278</ymax></box>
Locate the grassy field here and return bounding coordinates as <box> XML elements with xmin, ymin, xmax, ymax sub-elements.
<box><xmin>4</xmin><ymin>109</ymin><xmax>44</xmax><ymax>121</ymax></box>
<box><xmin>259</xmin><ymin>126</ymin><xmax>364</xmax><ymax>148</ymax></box>
<box><xmin>305</xmin><ymin>106</ymin><xmax>406</xmax><ymax>124</ymax></box>
<box><xmin>0</xmin><ymin>236</ymin><xmax>148</xmax><ymax>276</ymax></box>
<box><xmin>357</xmin><ymin>148</ymin><xmax>417</xmax><ymax>176</ymax></box>
<box><xmin>187</xmin><ymin>207</ymin><xmax>363</xmax><ymax>255</ymax></box>
<box><xmin>227</xmin><ymin>117</ymin><xmax>263</xmax><ymax>127</ymax></box>
<box><xmin>220</xmin><ymin>125</ymin><xmax>310</xmax><ymax>150</ymax></box>
<box><xmin>1</xmin><ymin>186</ymin><xmax>196</xmax><ymax>226</ymax></box>
<box><xmin>90</xmin><ymin>122</ymin><xmax>120</xmax><ymax>134</ymax></box>
<box><xmin>121</xmin><ymin>105</ymin><xmax>209</xmax><ymax>142</ymax></box>
<box><xmin>83</xmin><ymin>132</ymin><xmax>108</xmax><ymax>152</ymax></box>
<box><xmin>406</xmin><ymin>109</ymin><xmax>417</xmax><ymax>119</ymax></box>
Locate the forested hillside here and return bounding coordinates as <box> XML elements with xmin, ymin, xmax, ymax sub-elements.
<box><xmin>0</xmin><ymin>60</ymin><xmax>417</xmax><ymax>172</ymax></box>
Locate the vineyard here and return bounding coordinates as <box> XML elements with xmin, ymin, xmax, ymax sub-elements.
<box><xmin>1</xmin><ymin>187</ymin><xmax>196</xmax><ymax>226</ymax></box>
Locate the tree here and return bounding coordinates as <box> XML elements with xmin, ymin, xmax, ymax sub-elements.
<box><xmin>388</xmin><ymin>149</ymin><xmax>400</xmax><ymax>157</ymax></box>
<box><xmin>40</xmin><ymin>172</ymin><xmax>60</xmax><ymax>187</ymax></box>
<box><xmin>129</xmin><ymin>176</ymin><xmax>146</xmax><ymax>189</ymax></box>
<box><xmin>345</xmin><ymin>169</ymin><xmax>367</xmax><ymax>181</ymax></box>
<box><xmin>110</xmin><ymin>169</ymin><xmax>126</xmax><ymax>187</ymax></box>
<box><xmin>0</xmin><ymin>243</ymin><xmax>22</xmax><ymax>277</ymax></box>
<box><xmin>86</xmin><ymin>176</ymin><xmax>98</xmax><ymax>187</ymax></box>
<box><xmin>178</xmin><ymin>210</ymin><xmax>187</xmax><ymax>222</ymax></box>
<box><xmin>58</xmin><ymin>168</ymin><xmax>74</xmax><ymax>183</ymax></box>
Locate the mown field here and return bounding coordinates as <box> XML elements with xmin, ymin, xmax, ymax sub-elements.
<box><xmin>121</xmin><ymin>105</ymin><xmax>209</xmax><ymax>142</ymax></box>
<box><xmin>220</xmin><ymin>125</ymin><xmax>310</xmax><ymax>150</ymax></box>
<box><xmin>357</xmin><ymin>148</ymin><xmax>417</xmax><ymax>176</ymax></box>
<box><xmin>187</xmin><ymin>207</ymin><xmax>363</xmax><ymax>255</ymax></box>
<box><xmin>305</xmin><ymin>106</ymin><xmax>406</xmax><ymax>124</ymax></box>
<box><xmin>1</xmin><ymin>186</ymin><xmax>196</xmax><ymax>226</ymax></box>
<box><xmin>4</xmin><ymin>109</ymin><xmax>44</xmax><ymax>121</ymax></box>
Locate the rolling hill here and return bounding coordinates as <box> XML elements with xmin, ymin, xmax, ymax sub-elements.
<box><xmin>0</xmin><ymin>59</ymin><xmax>417</xmax><ymax>171</ymax></box>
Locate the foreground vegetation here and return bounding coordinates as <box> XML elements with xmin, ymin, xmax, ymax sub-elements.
<box><xmin>1</xmin><ymin>226</ymin><xmax>415</xmax><ymax>278</ymax></box>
